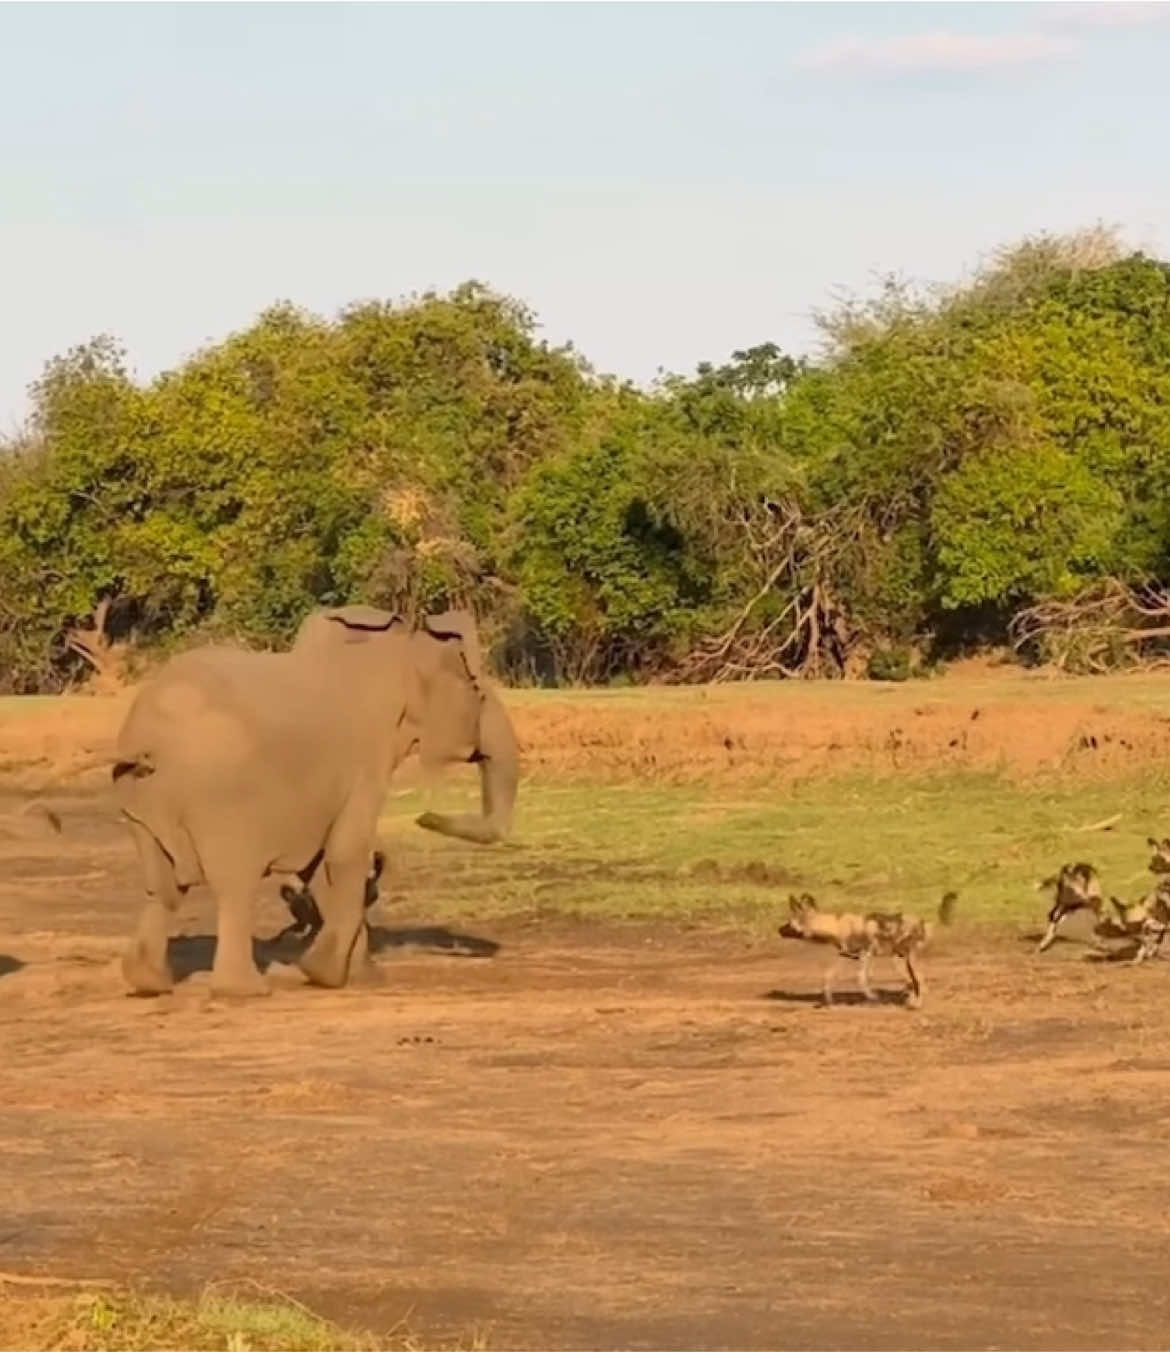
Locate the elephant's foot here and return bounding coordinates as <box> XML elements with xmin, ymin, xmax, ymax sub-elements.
<box><xmin>348</xmin><ymin>951</ymin><xmax>388</xmax><ymax>988</ymax></box>
<box><xmin>121</xmin><ymin>941</ymin><xmax>174</xmax><ymax>997</ymax></box>
<box><xmin>299</xmin><ymin>926</ymin><xmax>360</xmax><ymax>989</ymax></box>
<box><xmin>210</xmin><ymin>959</ymin><xmax>270</xmax><ymax>999</ymax></box>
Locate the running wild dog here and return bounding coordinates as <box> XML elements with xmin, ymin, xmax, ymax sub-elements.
<box><xmin>1036</xmin><ymin>862</ymin><xmax>1104</xmax><ymax>953</ymax></box>
<box><xmin>779</xmin><ymin>891</ymin><xmax>957</xmax><ymax>1010</ymax></box>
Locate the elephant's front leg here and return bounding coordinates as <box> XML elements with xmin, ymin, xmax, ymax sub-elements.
<box><xmin>298</xmin><ymin>854</ymin><xmax>371</xmax><ymax>988</ymax></box>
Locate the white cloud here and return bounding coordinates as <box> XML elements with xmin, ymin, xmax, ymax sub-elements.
<box><xmin>1046</xmin><ymin>1</ymin><xmax>1170</xmax><ymax>29</ymax></box>
<box><xmin>799</xmin><ymin>29</ymin><xmax>1079</xmax><ymax>73</ymax></box>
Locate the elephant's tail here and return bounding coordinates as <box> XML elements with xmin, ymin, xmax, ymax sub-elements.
<box><xmin>111</xmin><ymin>751</ymin><xmax>202</xmax><ymax>889</ymax></box>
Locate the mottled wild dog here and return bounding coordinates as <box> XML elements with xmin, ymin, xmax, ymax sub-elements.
<box><xmin>1109</xmin><ymin>882</ymin><xmax>1170</xmax><ymax>964</ymax></box>
<box><xmin>1036</xmin><ymin>863</ymin><xmax>1103</xmax><ymax>953</ymax></box>
<box><xmin>278</xmin><ymin>851</ymin><xmax>386</xmax><ymax>944</ymax></box>
<box><xmin>779</xmin><ymin>890</ymin><xmax>957</xmax><ymax>1010</ymax></box>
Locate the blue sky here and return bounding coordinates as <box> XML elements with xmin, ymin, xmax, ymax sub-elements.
<box><xmin>2</xmin><ymin>1</ymin><xmax>1169</xmax><ymax>429</ymax></box>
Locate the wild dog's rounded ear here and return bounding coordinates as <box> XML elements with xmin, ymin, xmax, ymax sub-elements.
<box><xmin>423</xmin><ymin>609</ymin><xmax>483</xmax><ymax>685</ymax></box>
<box><xmin>1148</xmin><ymin>838</ymin><xmax>1160</xmax><ymax>849</ymax></box>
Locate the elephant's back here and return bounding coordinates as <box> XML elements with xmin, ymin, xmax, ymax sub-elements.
<box><xmin>116</xmin><ymin>646</ymin><xmax>303</xmax><ymax>764</ymax></box>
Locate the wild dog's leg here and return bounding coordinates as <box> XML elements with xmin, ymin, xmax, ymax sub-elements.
<box><xmin>903</xmin><ymin>952</ymin><xmax>923</xmax><ymax>1009</ymax></box>
<box><xmin>857</xmin><ymin>947</ymin><xmax>878</xmax><ymax>1002</ymax></box>
<box><xmin>822</xmin><ymin>952</ymin><xmax>845</xmax><ymax>1007</ymax></box>
<box><xmin>1143</xmin><ymin>916</ymin><xmax>1170</xmax><ymax>961</ymax></box>
<box><xmin>1132</xmin><ymin>923</ymin><xmax>1160</xmax><ymax>966</ymax></box>
<box><xmin>1037</xmin><ymin>902</ymin><xmax>1065</xmax><ymax>954</ymax></box>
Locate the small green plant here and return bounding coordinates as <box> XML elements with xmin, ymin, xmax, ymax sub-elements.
<box><xmin>866</xmin><ymin>645</ymin><xmax>913</xmax><ymax>682</ymax></box>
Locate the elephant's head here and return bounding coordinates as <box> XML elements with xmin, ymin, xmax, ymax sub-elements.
<box><xmin>295</xmin><ymin>605</ymin><xmax>518</xmax><ymax>846</ymax></box>
<box><xmin>409</xmin><ymin>609</ymin><xmax>519</xmax><ymax>845</ymax></box>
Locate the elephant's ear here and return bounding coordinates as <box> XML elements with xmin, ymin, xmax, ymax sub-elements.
<box><xmin>423</xmin><ymin>610</ymin><xmax>483</xmax><ymax>685</ymax></box>
<box><xmin>323</xmin><ymin>606</ymin><xmax>403</xmax><ymax>645</ymax></box>
<box><xmin>294</xmin><ymin>606</ymin><xmax>402</xmax><ymax>652</ymax></box>
<box><xmin>325</xmin><ymin>605</ymin><xmax>400</xmax><ymax>632</ymax></box>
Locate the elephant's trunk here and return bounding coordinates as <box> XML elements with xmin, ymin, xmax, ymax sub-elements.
<box><xmin>416</xmin><ymin>689</ymin><xmax>518</xmax><ymax>844</ymax></box>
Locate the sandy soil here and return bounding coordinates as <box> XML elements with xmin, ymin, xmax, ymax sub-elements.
<box><xmin>3</xmin><ymin>790</ymin><xmax>1170</xmax><ymax>1350</ymax></box>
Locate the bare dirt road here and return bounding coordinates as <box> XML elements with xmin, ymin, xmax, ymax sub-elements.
<box><xmin>3</xmin><ymin>790</ymin><xmax>1170</xmax><ymax>1350</ymax></box>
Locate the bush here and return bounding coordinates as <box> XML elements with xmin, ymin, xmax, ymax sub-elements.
<box><xmin>6</xmin><ymin>234</ymin><xmax>1170</xmax><ymax>688</ymax></box>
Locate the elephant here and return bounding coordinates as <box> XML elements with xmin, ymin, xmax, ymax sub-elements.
<box><xmin>277</xmin><ymin>850</ymin><xmax>386</xmax><ymax>943</ymax></box>
<box><xmin>112</xmin><ymin>605</ymin><xmax>518</xmax><ymax>996</ymax></box>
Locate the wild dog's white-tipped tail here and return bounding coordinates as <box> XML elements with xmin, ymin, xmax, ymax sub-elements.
<box><xmin>1</xmin><ymin>801</ymin><xmax>64</xmax><ymax>838</ymax></box>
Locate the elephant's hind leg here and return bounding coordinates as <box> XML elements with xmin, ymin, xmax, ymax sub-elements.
<box><xmin>122</xmin><ymin>821</ymin><xmax>183</xmax><ymax>996</ymax></box>
<box><xmin>204</xmin><ymin>855</ymin><xmax>269</xmax><ymax>998</ymax></box>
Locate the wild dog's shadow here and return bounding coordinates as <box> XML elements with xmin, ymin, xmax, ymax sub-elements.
<box><xmin>166</xmin><ymin>925</ymin><xmax>500</xmax><ymax>981</ymax></box>
<box><xmin>1019</xmin><ymin>929</ymin><xmax>1152</xmax><ymax>962</ymax></box>
<box><xmin>0</xmin><ymin>953</ymin><xmax>24</xmax><ymax>980</ymax></box>
<box><xmin>764</xmin><ymin>987</ymin><xmax>909</xmax><ymax>1008</ymax></box>
<box><xmin>367</xmin><ymin>924</ymin><xmax>499</xmax><ymax>959</ymax></box>
<box><xmin>1020</xmin><ymin>929</ymin><xmax>1059</xmax><ymax>948</ymax></box>
<box><xmin>1084</xmin><ymin>941</ymin><xmax>1146</xmax><ymax>965</ymax></box>
<box><xmin>1019</xmin><ymin>922</ymin><xmax>1133</xmax><ymax>948</ymax></box>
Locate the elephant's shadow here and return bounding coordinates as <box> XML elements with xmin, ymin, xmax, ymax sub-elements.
<box><xmin>166</xmin><ymin>924</ymin><xmax>500</xmax><ymax>981</ymax></box>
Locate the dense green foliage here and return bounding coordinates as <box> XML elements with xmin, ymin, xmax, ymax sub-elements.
<box><xmin>4</xmin><ymin>231</ymin><xmax>1170</xmax><ymax>690</ymax></box>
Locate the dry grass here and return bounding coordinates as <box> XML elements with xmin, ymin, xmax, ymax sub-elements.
<box><xmin>513</xmin><ymin>675</ymin><xmax>1170</xmax><ymax>784</ymax></box>
<box><xmin>0</xmin><ymin>1283</ymin><xmax>395</xmax><ymax>1352</ymax></box>
<box><xmin>6</xmin><ymin>669</ymin><xmax>1170</xmax><ymax>793</ymax></box>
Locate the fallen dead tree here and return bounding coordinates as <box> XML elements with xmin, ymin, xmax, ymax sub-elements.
<box><xmin>1011</xmin><ymin>580</ymin><xmax>1170</xmax><ymax>673</ymax></box>
<box><xmin>674</xmin><ymin>495</ymin><xmax>861</xmax><ymax>683</ymax></box>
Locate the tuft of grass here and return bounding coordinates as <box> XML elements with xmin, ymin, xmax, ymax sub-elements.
<box><xmin>0</xmin><ymin>1284</ymin><xmax>459</xmax><ymax>1352</ymax></box>
<box><xmin>0</xmin><ymin>1282</ymin><xmax>373</xmax><ymax>1353</ymax></box>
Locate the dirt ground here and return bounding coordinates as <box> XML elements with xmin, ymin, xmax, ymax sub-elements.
<box><xmin>4</xmin><ymin>788</ymin><xmax>1170</xmax><ymax>1350</ymax></box>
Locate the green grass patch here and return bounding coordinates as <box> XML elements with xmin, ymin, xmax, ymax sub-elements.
<box><xmin>385</xmin><ymin>768</ymin><xmax>1170</xmax><ymax>932</ymax></box>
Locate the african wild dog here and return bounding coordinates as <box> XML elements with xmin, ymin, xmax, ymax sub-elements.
<box><xmin>1036</xmin><ymin>863</ymin><xmax>1104</xmax><ymax>953</ymax></box>
<box><xmin>779</xmin><ymin>890</ymin><xmax>957</xmax><ymax>1010</ymax></box>
<box><xmin>1147</xmin><ymin>837</ymin><xmax>1170</xmax><ymax>876</ymax></box>
<box><xmin>1109</xmin><ymin>882</ymin><xmax>1170</xmax><ymax>965</ymax></box>
<box><xmin>276</xmin><ymin>851</ymin><xmax>386</xmax><ymax>944</ymax></box>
